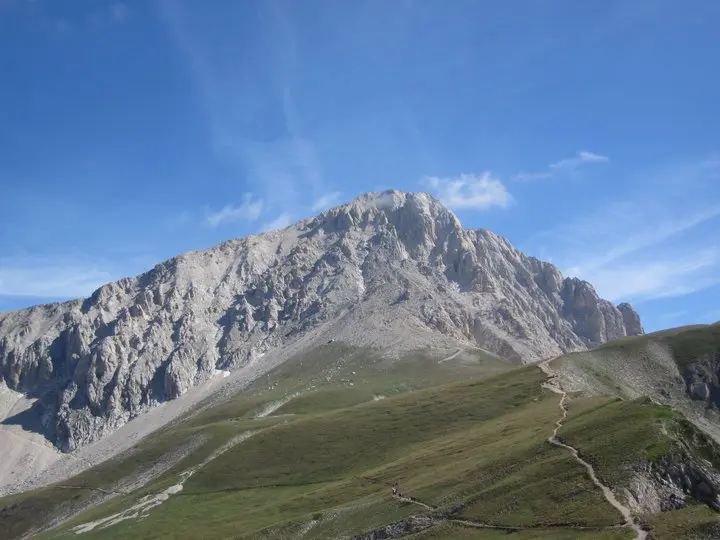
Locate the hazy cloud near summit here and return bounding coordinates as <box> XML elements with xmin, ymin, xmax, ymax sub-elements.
<box><xmin>311</xmin><ymin>192</ymin><xmax>343</xmax><ymax>212</ymax></box>
<box><xmin>421</xmin><ymin>173</ymin><xmax>511</xmax><ymax>210</ymax></box>
<box><xmin>261</xmin><ymin>212</ymin><xmax>294</xmax><ymax>232</ymax></box>
<box><xmin>206</xmin><ymin>194</ymin><xmax>264</xmax><ymax>227</ymax></box>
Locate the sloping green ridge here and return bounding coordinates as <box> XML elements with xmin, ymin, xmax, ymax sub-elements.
<box><xmin>3</xmin><ymin>338</ymin><xmax>720</xmax><ymax>539</ymax></box>
<box><xmin>0</xmin><ymin>344</ymin><xmax>510</xmax><ymax>539</ymax></box>
<box><xmin>37</xmin><ymin>367</ymin><xmax>624</xmax><ymax>539</ymax></box>
<box><xmin>593</xmin><ymin>322</ymin><xmax>720</xmax><ymax>369</ymax></box>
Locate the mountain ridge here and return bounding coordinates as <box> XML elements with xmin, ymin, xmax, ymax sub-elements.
<box><xmin>0</xmin><ymin>190</ymin><xmax>642</xmax><ymax>452</ymax></box>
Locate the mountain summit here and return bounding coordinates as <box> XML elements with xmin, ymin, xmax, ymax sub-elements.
<box><xmin>0</xmin><ymin>190</ymin><xmax>642</xmax><ymax>451</ymax></box>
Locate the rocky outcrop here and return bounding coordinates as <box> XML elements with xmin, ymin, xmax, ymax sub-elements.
<box><xmin>626</xmin><ymin>452</ymin><xmax>720</xmax><ymax>514</ymax></box>
<box><xmin>655</xmin><ymin>454</ymin><xmax>720</xmax><ymax>510</ymax></box>
<box><xmin>625</xmin><ymin>407</ymin><xmax>720</xmax><ymax>516</ymax></box>
<box><xmin>0</xmin><ymin>191</ymin><xmax>643</xmax><ymax>451</ymax></box>
<box><xmin>558</xmin><ymin>279</ymin><xmax>636</xmax><ymax>345</ymax></box>
<box><xmin>683</xmin><ymin>362</ymin><xmax>720</xmax><ymax>406</ymax></box>
<box><xmin>670</xmin><ymin>326</ymin><xmax>720</xmax><ymax>407</ymax></box>
<box><xmin>353</xmin><ymin>515</ymin><xmax>439</xmax><ymax>539</ymax></box>
<box><xmin>618</xmin><ymin>303</ymin><xmax>644</xmax><ymax>337</ymax></box>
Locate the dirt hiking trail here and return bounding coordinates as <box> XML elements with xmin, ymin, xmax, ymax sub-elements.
<box><xmin>539</xmin><ymin>359</ymin><xmax>648</xmax><ymax>540</ymax></box>
<box><xmin>357</xmin><ymin>360</ymin><xmax>653</xmax><ymax>538</ymax></box>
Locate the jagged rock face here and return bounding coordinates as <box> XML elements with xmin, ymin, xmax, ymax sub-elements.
<box><xmin>618</xmin><ymin>302</ymin><xmax>645</xmax><ymax>337</ymax></box>
<box><xmin>625</xmin><ymin>454</ymin><xmax>720</xmax><ymax>514</ymax></box>
<box><xmin>0</xmin><ymin>191</ymin><xmax>643</xmax><ymax>451</ymax></box>
<box><xmin>681</xmin><ymin>354</ymin><xmax>720</xmax><ymax>407</ymax></box>
<box><xmin>626</xmin><ymin>449</ymin><xmax>720</xmax><ymax>514</ymax></box>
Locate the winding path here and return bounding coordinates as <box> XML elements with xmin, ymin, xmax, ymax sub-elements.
<box><xmin>539</xmin><ymin>359</ymin><xmax>648</xmax><ymax>540</ymax></box>
<box><xmin>361</xmin><ymin>477</ymin><xmax>620</xmax><ymax>536</ymax></box>
<box><xmin>438</xmin><ymin>348</ymin><xmax>462</xmax><ymax>363</ymax></box>
<box><xmin>255</xmin><ymin>392</ymin><xmax>302</xmax><ymax>418</ymax></box>
<box><xmin>359</xmin><ymin>361</ymin><xmax>653</xmax><ymax>539</ymax></box>
<box><xmin>394</xmin><ymin>494</ymin><xmax>435</xmax><ymax>511</ymax></box>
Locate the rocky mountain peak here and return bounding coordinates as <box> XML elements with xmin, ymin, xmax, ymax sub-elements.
<box><xmin>300</xmin><ymin>190</ymin><xmax>463</xmax><ymax>255</ymax></box>
<box><xmin>0</xmin><ymin>190</ymin><xmax>643</xmax><ymax>451</ymax></box>
<box><xmin>329</xmin><ymin>190</ymin><xmax>455</xmax><ymax>221</ymax></box>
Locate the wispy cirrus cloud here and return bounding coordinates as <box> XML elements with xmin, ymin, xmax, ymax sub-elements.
<box><xmin>553</xmin><ymin>202</ymin><xmax>720</xmax><ymax>275</ymax></box>
<box><xmin>567</xmin><ymin>249</ymin><xmax>720</xmax><ymax>302</ymax></box>
<box><xmin>0</xmin><ymin>257</ymin><xmax>115</xmax><ymax>298</ymax></box>
<box><xmin>515</xmin><ymin>150</ymin><xmax>609</xmax><ymax>181</ymax></box>
<box><xmin>421</xmin><ymin>173</ymin><xmax>511</xmax><ymax>210</ymax></box>
<box><xmin>0</xmin><ymin>251</ymin><xmax>162</xmax><ymax>302</ymax></box>
<box><xmin>531</xmin><ymin>157</ymin><xmax>720</xmax><ymax>302</ymax></box>
<box><xmin>158</xmin><ymin>0</ymin><xmax>324</xmax><ymax>215</ymax></box>
<box><xmin>206</xmin><ymin>194</ymin><xmax>263</xmax><ymax>227</ymax></box>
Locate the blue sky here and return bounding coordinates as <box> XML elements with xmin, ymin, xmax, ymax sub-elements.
<box><xmin>1</xmin><ymin>0</ymin><xmax>719</xmax><ymax>332</ymax></box>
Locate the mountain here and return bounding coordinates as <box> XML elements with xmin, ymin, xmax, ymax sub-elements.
<box><xmin>0</xmin><ymin>191</ymin><xmax>642</xmax><ymax>453</ymax></box>
<box><xmin>4</xmin><ymin>192</ymin><xmax>720</xmax><ymax>539</ymax></box>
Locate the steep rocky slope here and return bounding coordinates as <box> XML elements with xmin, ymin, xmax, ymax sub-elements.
<box><xmin>0</xmin><ymin>191</ymin><xmax>642</xmax><ymax>451</ymax></box>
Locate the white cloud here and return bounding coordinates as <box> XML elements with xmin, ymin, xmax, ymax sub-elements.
<box><xmin>311</xmin><ymin>192</ymin><xmax>343</xmax><ymax>212</ymax></box>
<box><xmin>515</xmin><ymin>150</ymin><xmax>609</xmax><ymax>181</ymax></box>
<box><xmin>0</xmin><ymin>263</ymin><xmax>114</xmax><ymax>299</ymax></box>
<box><xmin>550</xmin><ymin>151</ymin><xmax>609</xmax><ymax>171</ymax></box>
<box><xmin>421</xmin><ymin>173</ymin><xmax>511</xmax><ymax>210</ymax></box>
<box><xmin>206</xmin><ymin>194</ymin><xmax>263</xmax><ymax>227</ymax></box>
<box><xmin>261</xmin><ymin>212</ymin><xmax>294</xmax><ymax>232</ymax></box>
<box><xmin>515</xmin><ymin>171</ymin><xmax>552</xmax><ymax>181</ymax></box>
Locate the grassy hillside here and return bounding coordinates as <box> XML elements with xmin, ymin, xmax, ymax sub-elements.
<box><xmin>2</xmin><ymin>339</ymin><xmax>720</xmax><ymax>539</ymax></box>
<box><xmin>548</xmin><ymin>323</ymin><xmax>720</xmax><ymax>439</ymax></box>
